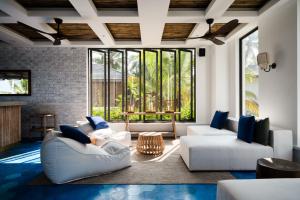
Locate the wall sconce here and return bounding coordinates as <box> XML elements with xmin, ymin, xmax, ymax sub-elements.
<box><xmin>257</xmin><ymin>52</ymin><xmax>276</xmax><ymax>72</ymax></box>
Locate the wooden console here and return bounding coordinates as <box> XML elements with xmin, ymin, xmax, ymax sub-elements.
<box><xmin>0</xmin><ymin>102</ymin><xmax>25</xmax><ymax>151</ymax></box>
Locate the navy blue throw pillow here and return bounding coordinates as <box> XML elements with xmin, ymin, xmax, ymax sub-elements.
<box><xmin>237</xmin><ymin>116</ymin><xmax>255</xmax><ymax>143</ymax></box>
<box><xmin>60</xmin><ymin>125</ymin><xmax>91</xmax><ymax>144</ymax></box>
<box><xmin>210</xmin><ymin>111</ymin><xmax>229</xmax><ymax>129</ymax></box>
<box><xmin>86</xmin><ymin>116</ymin><xmax>109</xmax><ymax>130</ymax></box>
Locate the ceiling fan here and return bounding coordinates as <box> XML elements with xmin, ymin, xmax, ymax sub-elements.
<box><xmin>186</xmin><ymin>18</ymin><xmax>239</xmax><ymax>45</ymax></box>
<box><xmin>18</xmin><ymin>18</ymin><xmax>65</xmax><ymax>45</ymax></box>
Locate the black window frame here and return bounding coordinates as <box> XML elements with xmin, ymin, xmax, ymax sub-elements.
<box><xmin>88</xmin><ymin>48</ymin><xmax>196</xmax><ymax>122</ymax></box>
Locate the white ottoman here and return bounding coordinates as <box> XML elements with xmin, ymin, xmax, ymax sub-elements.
<box><xmin>180</xmin><ymin>135</ymin><xmax>273</xmax><ymax>171</ymax></box>
<box><xmin>217</xmin><ymin>178</ymin><xmax>300</xmax><ymax>200</ymax></box>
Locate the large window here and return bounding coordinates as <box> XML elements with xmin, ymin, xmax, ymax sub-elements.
<box><xmin>240</xmin><ymin>28</ymin><xmax>259</xmax><ymax>116</ymax></box>
<box><xmin>89</xmin><ymin>48</ymin><xmax>196</xmax><ymax>122</ymax></box>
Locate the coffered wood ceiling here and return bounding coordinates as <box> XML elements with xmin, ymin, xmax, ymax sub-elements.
<box><xmin>0</xmin><ymin>0</ymin><xmax>283</xmax><ymax>46</ymax></box>
<box><xmin>169</xmin><ymin>0</ymin><xmax>212</xmax><ymax>9</ymax></box>
<box><xmin>48</xmin><ymin>23</ymin><xmax>100</xmax><ymax>41</ymax></box>
<box><xmin>92</xmin><ymin>0</ymin><xmax>137</xmax><ymax>9</ymax></box>
<box><xmin>106</xmin><ymin>23</ymin><xmax>141</xmax><ymax>41</ymax></box>
<box><xmin>230</xmin><ymin>0</ymin><xmax>271</xmax><ymax>9</ymax></box>
<box><xmin>15</xmin><ymin>0</ymin><xmax>74</xmax><ymax>9</ymax></box>
<box><xmin>163</xmin><ymin>23</ymin><xmax>196</xmax><ymax>41</ymax></box>
<box><xmin>3</xmin><ymin>23</ymin><xmax>49</xmax><ymax>41</ymax></box>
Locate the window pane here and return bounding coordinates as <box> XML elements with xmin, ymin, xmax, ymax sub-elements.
<box><xmin>91</xmin><ymin>50</ymin><xmax>106</xmax><ymax>119</ymax></box>
<box><xmin>144</xmin><ymin>51</ymin><xmax>158</xmax><ymax>120</ymax></box>
<box><xmin>180</xmin><ymin>51</ymin><xmax>192</xmax><ymax>120</ymax></box>
<box><xmin>127</xmin><ymin>51</ymin><xmax>141</xmax><ymax>120</ymax></box>
<box><xmin>161</xmin><ymin>51</ymin><xmax>176</xmax><ymax>120</ymax></box>
<box><xmin>242</xmin><ymin>30</ymin><xmax>259</xmax><ymax>116</ymax></box>
<box><xmin>109</xmin><ymin>51</ymin><xmax>123</xmax><ymax>120</ymax></box>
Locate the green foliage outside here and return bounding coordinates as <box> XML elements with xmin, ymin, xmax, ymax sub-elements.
<box><xmin>243</xmin><ymin>30</ymin><xmax>259</xmax><ymax>117</ymax></box>
<box><xmin>0</xmin><ymin>79</ymin><xmax>29</xmax><ymax>94</ymax></box>
<box><xmin>91</xmin><ymin>49</ymin><xmax>195</xmax><ymax>122</ymax></box>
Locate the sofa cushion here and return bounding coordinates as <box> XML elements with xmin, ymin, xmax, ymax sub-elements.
<box><xmin>210</xmin><ymin>111</ymin><xmax>229</xmax><ymax>129</ymax></box>
<box><xmin>60</xmin><ymin>125</ymin><xmax>91</xmax><ymax>144</ymax></box>
<box><xmin>86</xmin><ymin>116</ymin><xmax>109</xmax><ymax>130</ymax></box>
<box><xmin>238</xmin><ymin>116</ymin><xmax>255</xmax><ymax>143</ymax></box>
<box><xmin>253</xmin><ymin>118</ymin><xmax>270</xmax><ymax>146</ymax></box>
<box><xmin>187</xmin><ymin>125</ymin><xmax>236</xmax><ymax>136</ymax></box>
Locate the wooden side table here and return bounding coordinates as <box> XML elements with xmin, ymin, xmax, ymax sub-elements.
<box><xmin>256</xmin><ymin>158</ymin><xmax>300</xmax><ymax>178</ymax></box>
<box><xmin>30</xmin><ymin>113</ymin><xmax>56</xmax><ymax>139</ymax></box>
<box><xmin>136</xmin><ymin>132</ymin><xmax>165</xmax><ymax>155</ymax></box>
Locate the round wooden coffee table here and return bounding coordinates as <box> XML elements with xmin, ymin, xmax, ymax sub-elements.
<box><xmin>256</xmin><ymin>158</ymin><xmax>300</xmax><ymax>178</ymax></box>
<box><xmin>136</xmin><ymin>132</ymin><xmax>165</xmax><ymax>155</ymax></box>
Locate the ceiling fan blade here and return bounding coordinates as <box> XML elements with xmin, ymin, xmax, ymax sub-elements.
<box><xmin>214</xmin><ymin>19</ymin><xmax>239</xmax><ymax>36</ymax></box>
<box><xmin>17</xmin><ymin>21</ymin><xmax>53</xmax><ymax>35</ymax></box>
<box><xmin>208</xmin><ymin>37</ymin><xmax>225</xmax><ymax>45</ymax></box>
<box><xmin>186</xmin><ymin>36</ymin><xmax>203</xmax><ymax>40</ymax></box>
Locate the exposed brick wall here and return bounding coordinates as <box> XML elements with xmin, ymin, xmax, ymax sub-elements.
<box><xmin>0</xmin><ymin>47</ymin><xmax>87</xmax><ymax>137</ymax></box>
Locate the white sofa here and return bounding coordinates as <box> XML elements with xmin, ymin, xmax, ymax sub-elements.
<box><xmin>41</xmin><ymin>131</ymin><xmax>131</xmax><ymax>184</ymax></box>
<box><xmin>217</xmin><ymin>178</ymin><xmax>300</xmax><ymax>200</ymax></box>
<box><xmin>180</xmin><ymin>119</ymin><xmax>293</xmax><ymax>171</ymax></box>
<box><xmin>77</xmin><ymin>121</ymin><xmax>132</xmax><ymax>147</ymax></box>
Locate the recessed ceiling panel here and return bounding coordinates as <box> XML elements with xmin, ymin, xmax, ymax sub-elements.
<box><xmin>48</xmin><ymin>23</ymin><xmax>100</xmax><ymax>41</ymax></box>
<box><xmin>230</xmin><ymin>0</ymin><xmax>271</xmax><ymax>9</ymax></box>
<box><xmin>3</xmin><ymin>23</ymin><xmax>50</xmax><ymax>41</ymax></box>
<box><xmin>106</xmin><ymin>23</ymin><xmax>141</xmax><ymax>41</ymax></box>
<box><xmin>169</xmin><ymin>0</ymin><xmax>212</xmax><ymax>9</ymax></box>
<box><xmin>92</xmin><ymin>0</ymin><xmax>137</xmax><ymax>8</ymax></box>
<box><xmin>15</xmin><ymin>0</ymin><xmax>74</xmax><ymax>9</ymax></box>
<box><xmin>162</xmin><ymin>23</ymin><xmax>196</xmax><ymax>41</ymax></box>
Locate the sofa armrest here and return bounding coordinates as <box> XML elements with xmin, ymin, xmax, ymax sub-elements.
<box><xmin>270</xmin><ymin>129</ymin><xmax>293</xmax><ymax>161</ymax></box>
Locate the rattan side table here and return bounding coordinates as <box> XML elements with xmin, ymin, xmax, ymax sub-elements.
<box><xmin>136</xmin><ymin>132</ymin><xmax>165</xmax><ymax>155</ymax></box>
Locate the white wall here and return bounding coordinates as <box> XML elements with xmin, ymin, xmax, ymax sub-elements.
<box><xmin>258</xmin><ymin>0</ymin><xmax>298</xmax><ymax>144</ymax></box>
<box><xmin>210</xmin><ymin>45</ymin><xmax>230</xmax><ymax>116</ymax></box>
<box><xmin>196</xmin><ymin>46</ymin><xmax>212</xmax><ymax>124</ymax></box>
<box><xmin>227</xmin><ymin>38</ymin><xmax>240</xmax><ymax>118</ymax></box>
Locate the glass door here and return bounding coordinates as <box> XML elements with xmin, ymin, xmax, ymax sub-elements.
<box><xmin>90</xmin><ymin>49</ymin><xmax>107</xmax><ymax>120</ymax></box>
<box><xmin>108</xmin><ymin>49</ymin><xmax>124</xmax><ymax>121</ymax></box>
<box><xmin>161</xmin><ymin>49</ymin><xmax>176</xmax><ymax>120</ymax></box>
<box><xmin>143</xmin><ymin>50</ymin><xmax>158</xmax><ymax>121</ymax></box>
<box><xmin>179</xmin><ymin>49</ymin><xmax>194</xmax><ymax>121</ymax></box>
<box><xmin>126</xmin><ymin>49</ymin><xmax>142</xmax><ymax>121</ymax></box>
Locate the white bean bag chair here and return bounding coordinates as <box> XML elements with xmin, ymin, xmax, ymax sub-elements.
<box><xmin>41</xmin><ymin>131</ymin><xmax>131</xmax><ymax>184</ymax></box>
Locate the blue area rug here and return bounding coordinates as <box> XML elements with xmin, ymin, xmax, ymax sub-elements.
<box><xmin>0</xmin><ymin>142</ymin><xmax>256</xmax><ymax>200</ymax></box>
